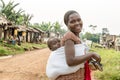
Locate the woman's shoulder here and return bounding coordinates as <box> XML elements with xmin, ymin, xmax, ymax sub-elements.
<box><xmin>62</xmin><ymin>31</ymin><xmax>77</xmax><ymax>40</ymax></box>
<box><xmin>64</xmin><ymin>31</ymin><xmax>75</xmax><ymax>37</ymax></box>
<box><xmin>61</xmin><ymin>31</ymin><xmax>81</xmax><ymax>45</ymax></box>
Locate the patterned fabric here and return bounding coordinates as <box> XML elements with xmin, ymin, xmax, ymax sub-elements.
<box><xmin>56</xmin><ymin>68</ymin><xmax>85</xmax><ymax>80</ymax></box>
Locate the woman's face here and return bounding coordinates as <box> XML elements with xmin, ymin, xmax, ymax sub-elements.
<box><xmin>67</xmin><ymin>13</ymin><xmax>83</xmax><ymax>34</ymax></box>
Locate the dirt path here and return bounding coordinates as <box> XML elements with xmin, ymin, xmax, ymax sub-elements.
<box><xmin>0</xmin><ymin>48</ymin><xmax>96</xmax><ymax>80</ymax></box>
<box><xmin>0</xmin><ymin>48</ymin><xmax>50</xmax><ymax>80</ymax></box>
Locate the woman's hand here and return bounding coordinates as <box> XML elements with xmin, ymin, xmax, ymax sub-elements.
<box><xmin>91</xmin><ymin>53</ymin><xmax>101</xmax><ymax>62</ymax></box>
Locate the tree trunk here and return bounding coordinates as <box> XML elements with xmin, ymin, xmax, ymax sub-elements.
<box><xmin>0</xmin><ymin>28</ymin><xmax>2</xmax><ymax>39</ymax></box>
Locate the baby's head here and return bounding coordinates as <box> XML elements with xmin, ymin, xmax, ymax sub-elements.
<box><xmin>47</xmin><ymin>37</ymin><xmax>61</xmax><ymax>51</ymax></box>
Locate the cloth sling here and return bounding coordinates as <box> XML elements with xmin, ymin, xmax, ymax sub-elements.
<box><xmin>46</xmin><ymin>44</ymin><xmax>85</xmax><ymax>80</ymax></box>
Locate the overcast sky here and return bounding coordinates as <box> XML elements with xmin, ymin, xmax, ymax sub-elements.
<box><xmin>2</xmin><ymin>0</ymin><xmax>120</xmax><ymax>35</ymax></box>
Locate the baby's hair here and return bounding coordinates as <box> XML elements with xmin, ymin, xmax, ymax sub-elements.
<box><xmin>64</xmin><ymin>10</ymin><xmax>78</xmax><ymax>25</ymax></box>
<box><xmin>47</xmin><ymin>37</ymin><xmax>53</xmax><ymax>50</ymax></box>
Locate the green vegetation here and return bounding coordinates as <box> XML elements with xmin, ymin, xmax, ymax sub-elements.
<box><xmin>82</xmin><ymin>32</ymin><xmax>100</xmax><ymax>43</ymax></box>
<box><xmin>91</xmin><ymin>44</ymin><xmax>120</xmax><ymax>80</ymax></box>
<box><xmin>0</xmin><ymin>0</ymin><xmax>33</xmax><ymax>26</ymax></box>
<box><xmin>0</xmin><ymin>42</ymin><xmax>47</xmax><ymax>56</ymax></box>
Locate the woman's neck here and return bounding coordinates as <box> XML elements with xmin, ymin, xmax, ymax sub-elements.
<box><xmin>74</xmin><ymin>32</ymin><xmax>80</xmax><ymax>37</ymax></box>
<box><xmin>69</xmin><ymin>30</ymin><xmax>80</xmax><ymax>37</ymax></box>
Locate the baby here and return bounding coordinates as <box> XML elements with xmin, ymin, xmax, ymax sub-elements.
<box><xmin>46</xmin><ymin>37</ymin><xmax>103</xmax><ymax>80</ymax></box>
<box><xmin>47</xmin><ymin>37</ymin><xmax>103</xmax><ymax>71</ymax></box>
<box><xmin>47</xmin><ymin>37</ymin><xmax>61</xmax><ymax>51</ymax></box>
<box><xmin>46</xmin><ymin>37</ymin><xmax>86</xmax><ymax>79</ymax></box>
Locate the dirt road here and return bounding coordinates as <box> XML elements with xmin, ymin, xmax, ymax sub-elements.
<box><xmin>0</xmin><ymin>48</ymin><xmax>50</xmax><ymax>80</ymax></box>
<box><xmin>0</xmin><ymin>48</ymin><xmax>96</xmax><ymax>80</ymax></box>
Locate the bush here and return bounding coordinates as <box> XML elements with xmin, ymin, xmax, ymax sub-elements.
<box><xmin>92</xmin><ymin>44</ymin><xmax>120</xmax><ymax>80</ymax></box>
<box><xmin>0</xmin><ymin>42</ymin><xmax>47</xmax><ymax>56</ymax></box>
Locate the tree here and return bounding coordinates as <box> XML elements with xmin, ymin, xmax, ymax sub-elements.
<box><xmin>82</xmin><ymin>32</ymin><xmax>100</xmax><ymax>43</ymax></box>
<box><xmin>89</xmin><ymin>25</ymin><xmax>97</xmax><ymax>47</ymax></box>
<box><xmin>102</xmin><ymin>28</ymin><xmax>109</xmax><ymax>35</ymax></box>
<box><xmin>52</xmin><ymin>21</ymin><xmax>61</xmax><ymax>37</ymax></box>
<box><xmin>0</xmin><ymin>0</ymin><xmax>20</xmax><ymax>22</ymax></box>
<box><xmin>0</xmin><ymin>0</ymin><xmax>32</xmax><ymax>26</ymax></box>
<box><xmin>22</xmin><ymin>13</ymin><xmax>33</xmax><ymax>26</ymax></box>
<box><xmin>89</xmin><ymin>25</ymin><xmax>97</xmax><ymax>33</ymax></box>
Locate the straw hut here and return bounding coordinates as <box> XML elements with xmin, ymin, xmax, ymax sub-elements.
<box><xmin>33</xmin><ymin>28</ymin><xmax>45</xmax><ymax>43</ymax></box>
<box><xmin>0</xmin><ymin>15</ymin><xmax>13</xmax><ymax>40</ymax></box>
<box><xmin>17</xmin><ymin>25</ymin><xmax>27</xmax><ymax>42</ymax></box>
<box><xmin>0</xmin><ymin>16</ymin><xmax>7</xmax><ymax>40</ymax></box>
<box><xmin>26</xmin><ymin>27</ymin><xmax>40</xmax><ymax>43</ymax></box>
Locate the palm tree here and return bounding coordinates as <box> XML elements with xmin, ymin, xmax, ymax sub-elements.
<box><xmin>102</xmin><ymin>28</ymin><xmax>109</xmax><ymax>35</ymax></box>
<box><xmin>0</xmin><ymin>0</ymin><xmax>32</xmax><ymax>26</ymax></box>
<box><xmin>22</xmin><ymin>13</ymin><xmax>33</xmax><ymax>26</ymax></box>
<box><xmin>89</xmin><ymin>25</ymin><xmax>97</xmax><ymax>47</ymax></box>
<box><xmin>39</xmin><ymin>22</ymin><xmax>52</xmax><ymax>32</ymax></box>
<box><xmin>53</xmin><ymin>22</ymin><xmax>60</xmax><ymax>31</ymax></box>
<box><xmin>0</xmin><ymin>0</ymin><xmax>20</xmax><ymax>22</ymax></box>
<box><xmin>89</xmin><ymin>25</ymin><xmax>97</xmax><ymax>33</ymax></box>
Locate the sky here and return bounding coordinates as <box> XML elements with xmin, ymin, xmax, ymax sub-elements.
<box><xmin>2</xmin><ymin>0</ymin><xmax>120</xmax><ymax>35</ymax></box>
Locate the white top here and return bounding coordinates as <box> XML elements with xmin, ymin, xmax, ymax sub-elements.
<box><xmin>46</xmin><ymin>44</ymin><xmax>86</xmax><ymax>80</ymax></box>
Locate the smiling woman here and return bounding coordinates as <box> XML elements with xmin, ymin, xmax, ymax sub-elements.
<box><xmin>46</xmin><ymin>10</ymin><xmax>101</xmax><ymax>80</ymax></box>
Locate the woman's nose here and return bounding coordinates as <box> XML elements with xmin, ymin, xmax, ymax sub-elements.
<box><xmin>75</xmin><ymin>21</ymin><xmax>80</xmax><ymax>25</ymax></box>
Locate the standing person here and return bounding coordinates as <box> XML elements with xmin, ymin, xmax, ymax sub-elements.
<box><xmin>56</xmin><ymin>10</ymin><xmax>101</xmax><ymax>80</ymax></box>
<box><xmin>46</xmin><ymin>37</ymin><xmax>91</xmax><ymax>80</ymax></box>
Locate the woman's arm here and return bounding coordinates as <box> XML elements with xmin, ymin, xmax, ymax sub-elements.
<box><xmin>65</xmin><ymin>39</ymin><xmax>101</xmax><ymax>66</ymax></box>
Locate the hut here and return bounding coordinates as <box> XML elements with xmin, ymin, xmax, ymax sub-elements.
<box><xmin>17</xmin><ymin>25</ymin><xmax>27</xmax><ymax>43</ymax></box>
<box><xmin>0</xmin><ymin>15</ymin><xmax>13</xmax><ymax>41</ymax></box>
<box><xmin>101</xmin><ymin>34</ymin><xmax>116</xmax><ymax>48</ymax></box>
<box><xmin>26</xmin><ymin>27</ymin><xmax>39</xmax><ymax>43</ymax></box>
<box><xmin>33</xmin><ymin>28</ymin><xmax>44</xmax><ymax>43</ymax></box>
<box><xmin>0</xmin><ymin>16</ymin><xmax>7</xmax><ymax>40</ymax></box>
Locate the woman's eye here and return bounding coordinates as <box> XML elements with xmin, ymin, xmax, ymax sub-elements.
<box><xmin>77</xmin><ymin>18</ymin><xmax>81</xmax><ymax>22</ymax></box>
<box><xmin>70</xmin><ymin>20</ymin><xmax>75</xmax><ymax>23</ymax></box>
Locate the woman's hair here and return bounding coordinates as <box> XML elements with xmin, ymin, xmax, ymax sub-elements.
<box><xmin>64</xmin><ymin>10</ymin><xmax>78</xmax><ymax>25</ymax></box>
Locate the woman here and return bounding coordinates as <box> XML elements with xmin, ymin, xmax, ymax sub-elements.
<box><xmin>56</xmin><ymin>10</ymin><xmax>101</xmax><ymax>80</ymax></box>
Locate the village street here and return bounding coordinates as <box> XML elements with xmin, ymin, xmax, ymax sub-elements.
<box><xmin>0</xmin><ymin>48</ymin><xmax>95</xmax><ymax>80</ymax></box>
<box><xmin>0</xmin><ymin>48</ymin><xmax>50</xmax><ymax>80</ymax></box>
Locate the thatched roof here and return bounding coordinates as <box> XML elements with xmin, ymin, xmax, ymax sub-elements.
<box><xmin>17</xmin><ymin>25</ymin><xmax>27</xmax><ymax>32</ymax></box>
<box><xmin>33</xmin><ymin>27</ymin><xmax>44</xmax><ymax>33</ymax></box>
<box><xmin>0</xmin><ymin>16</ymin><xmax>12</xmax><ymax>28</ymax></box>
<box><xmin>26</xmin><ymin>27</ymin><xmax>39</xmax><ymax>33</ymax></box>
<box><xmin>0</xmin><ymin>16</ymin><xmax>8</xmax><ymax>26</ymax></box>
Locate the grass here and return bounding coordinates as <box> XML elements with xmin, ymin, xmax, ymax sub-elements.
<box><xmin>0</xmin><ymin>42</ymin><xmax>47</xmax><ymax>56</ymax></box>
<box><xmin>1</xmin><ymin>41</ymin><xmax>120</xmax><ymax>80</ymax></box>
<box><xmin>91</xmin><ymin>43</ymin><xmax>120</xmax><ymax>80</ymax></box>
